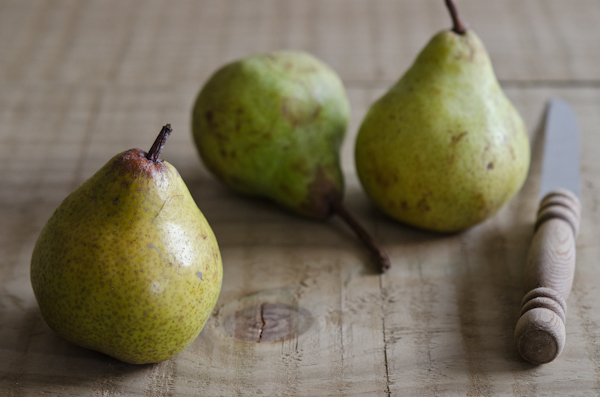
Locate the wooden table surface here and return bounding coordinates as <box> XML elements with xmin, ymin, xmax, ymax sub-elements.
<box><xmin>2</xmin><ymin>1</ymin><xmax>600</xmax><ymax>396</ymax></box>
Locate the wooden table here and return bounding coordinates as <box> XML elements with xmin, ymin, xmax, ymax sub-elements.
<box><xmin>2</xmin><ymin>1</ymin><xmax>600</xmax><ymax>395</ymax></box>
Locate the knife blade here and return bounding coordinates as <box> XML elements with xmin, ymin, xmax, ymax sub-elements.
<box><xmin>539</xmin><ymin>99</ymin><xmax>581</xmax><ymax>199</ymax></box>
<box><xmin>514</xmin><ymin>98</ymin><xmax>582</xmax><ymax>365</ymax></box>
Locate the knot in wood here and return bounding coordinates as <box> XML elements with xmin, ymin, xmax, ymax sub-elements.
<box><xmin>223</xmin><ymin>303</ymin><xmax>312</xmax><ymax>343</ymax></box>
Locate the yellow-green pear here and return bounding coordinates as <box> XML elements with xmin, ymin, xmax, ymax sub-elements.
<box><xmin>193</xmin><ymin>50</ymin><xmax>348</xmax><ymax>221</ymax></box>
<box><xmin>30</xmin><ymin>125</ymin><xmax>223</xmax><ymax>364</ymax></box>
<box><xmin>192</xmin><ymin>50</ymin><xmax>390</xmax><ymax>272</ymax></box>
<box><xmin>355</xmin><ymin>0</ymin><xmax>530</xmax><ymax>232</ymax></box>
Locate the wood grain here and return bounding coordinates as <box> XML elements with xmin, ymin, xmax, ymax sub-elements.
<box><xmin>515</xmin><ymin>190</ymin><xmax>581</xmax><ymax>364</ymax></box>
<box><xmin>2</xmin><ymin>0</ymin><xmax>600</xmax><ymax>395</ymax></box>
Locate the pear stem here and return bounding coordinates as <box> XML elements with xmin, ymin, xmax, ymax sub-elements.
<box><xmin>147</xmin><ymin>124</ymin><xmax>173</xmax><ymax>162</ymax></box>
<box><xmin>445</xmin><ymin>0</ymin><xmax>467</xmax><ymax>35</ymax></box>
<box><xmin>331</xmin><ymin>200</ymin><xmax>391</xmax><ymax>273</ymax></box>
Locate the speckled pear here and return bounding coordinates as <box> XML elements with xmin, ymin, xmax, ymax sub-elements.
<box><xmin>192</xmin><ymin>50</ymin><xmax>349</xmax><ymax>220</ymax></box>
<box><xmin>30</xmin><ymin>125</ymin><xmax>223</xmax><ymax>364</ymax></box>
<box><xmin>192</xmin><ymin>50</ymin><xmax>391</xmax><ymax>272</ymax></box>
<box><xmin>192</xmin><ymin>50</ymin><xmax>390</xmax><ymax>271</ymax></box>
<box><xmin>355</xmin><ymin>0</ymin><xmax>530</xmax><ymax>232</ymax></box>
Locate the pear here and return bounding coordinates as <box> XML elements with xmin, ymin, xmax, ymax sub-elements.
<box><xmin>355</xmin><ymin>0</ymin><xmax>530</xmax><ymax>232</ymax></box>
<box><xmin>192</xmin><ymin>50</ymin><xmax>390</xmax><ymax>272</ymax></box>
<box><xmin>30</xmin><ymin>125</ymin><xmax>223</xmax><ymax>364</ymax></box>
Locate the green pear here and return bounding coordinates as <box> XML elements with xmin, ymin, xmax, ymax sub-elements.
<box><xmin>193</xmin><ymin>50</ymin><xmax>349</xmax><ymax>220</ymax></box>
<box><xmin>192</xmin><ymin>50</ymin><xmax>390</xmax><ymax>272</ymax></box>
<box><xmin>355</xmin><ymin>0</ymin><xmax>530</xmax><ymax>232</ymax></box>
<box><xmin>30</xmin><ymin>125</ymin><xmax>222</xmax><ymax>364</ymax></box>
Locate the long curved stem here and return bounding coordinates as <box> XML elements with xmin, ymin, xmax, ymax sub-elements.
<box><xmin>331</xmin><ymin>200</ymin><xmax>391</xmax><ymax>273</ymax></box>
<box><xmin>445</xmin><ymin>0</ymin><xmax>467</xmax><ymax>34</ymax></box>
<box><xmin>147</xmin><ymin>124</ymin><xmax>173</xmax><ymax>162</ymax></box>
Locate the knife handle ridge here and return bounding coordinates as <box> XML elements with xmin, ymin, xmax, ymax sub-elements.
<box><xmin>514</xmin><ymin>189</ymin><xmax>581</xmax><ymax>365</ymax></box>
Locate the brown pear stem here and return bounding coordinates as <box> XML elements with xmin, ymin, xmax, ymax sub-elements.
<box><xmin>445</xmin><ymin>0</ymin><xmax>467</xmax><ymax>34</ymax></box>
<box><xmin>146</xmin><ymin>124</ymin><xmax>173</xmax><ymax>162</ymax></box>
<box><xmin>331</xmin><ymin>200</ymin><xmax>391</xmax><ymax>273</ymax></box>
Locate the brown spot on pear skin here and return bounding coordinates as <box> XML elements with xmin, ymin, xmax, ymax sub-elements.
<box><xmin>450</xmin><ymin>131</ymin><xmax>468</xmax><ymax>145</ymax></box>
<box><xmin>487</xmin><ymin>162</ymin><xmax>494</xmax><ymax>170</ymax></box>
<box><xmin>110</xmin><ymin>149</ymin><xmax>169</xmax><ymax>183</ymax></box>
<box><xmin>281</xmin><ymin>98</ymin><xmax>300</xmax><ymax>127</ymax></box>
<box><xmin>417</xmin><ymin>198</ymin><xmax>431</xmax><ymax>212</ymax></box>
<box><xmin>301</xmin><ymin>167</ymin><xmax>342</xmax><ymax>219</ymax></box>
<box><xmin>205</xmin><ymin>111</ymin><xmax>214</xmax><ymax>124</ymax></box>
<box><xmin>279</xmin><ymin>183</ymin><xmax>292</xmax><ymax>195</ymax></box>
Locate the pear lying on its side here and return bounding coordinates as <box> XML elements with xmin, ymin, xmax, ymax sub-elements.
<box><xmin>355</xmin><ymin>0</ymin><xmax>530</xmax><ymax>232</ymax></box>
<box><xmin>31</xmin><ymin>125</ymin><xmax>223</xmax><ymax>364</ymax></box>
<box><xmin>193</xmin><ymin>50</ymin><xmax>348</xmax><ymax>220</ymax></box>
<box><xmin>193</xmin><ymin>50</ymin><xmax>390</xmax><ymax>272</ymax></box>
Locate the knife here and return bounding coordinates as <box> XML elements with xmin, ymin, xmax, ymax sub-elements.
<box><xmin>514</xmin><ymin>98</ymin><xmax>582</xmax><ymax>365</ymax></box>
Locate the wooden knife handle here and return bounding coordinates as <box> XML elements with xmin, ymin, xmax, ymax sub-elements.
<box><xmin>514</xmin><ymin>189</ymin><xmax>581</xmax><ymax>364</ymax></box>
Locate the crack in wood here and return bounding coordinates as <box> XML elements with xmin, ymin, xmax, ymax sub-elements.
<box><xmin>257</xmin><ymin>303</ymin><xmax>266</xmax><ymax>343</ymax></box>
<box><xmin>379</xmin><ymin>276</ymin><xmax>391</xmax><ymax>396</ymax></box>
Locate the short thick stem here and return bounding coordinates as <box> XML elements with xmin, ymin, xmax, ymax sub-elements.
<box><xmin>147</xmin><ymin>124</ymin><xmax>173</xmax><ymax>162</ymax></box>
<box><xmin>331</xmin><ymin>200</ymin><xmax>391</xmax><ymax>273</ymax></box>
<box><xmin>445</xmin><ymin>0</ymin><xmax>467</xmax><ymax>34</ymax></box>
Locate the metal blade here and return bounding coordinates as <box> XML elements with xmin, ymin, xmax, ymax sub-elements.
<box><xmin>539</xmin><ymin>98</ymin><xmax>581</xmax><ymax>199</ymax></box>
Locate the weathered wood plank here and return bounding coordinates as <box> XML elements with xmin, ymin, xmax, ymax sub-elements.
<box><xmin>1</xmin><ymin>1</ymin><xmax>600</xmax><ymax>86</ymax></box>
<box><xmin>2</xmin><ymin>82</ymin><xmax>600</xmax><ymax>395</ymax></box>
